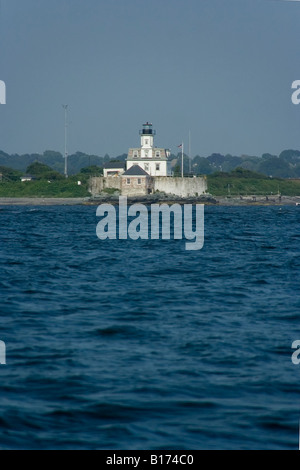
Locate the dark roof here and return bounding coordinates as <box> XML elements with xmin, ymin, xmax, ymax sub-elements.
<box><xmin>104</xmin><ymin>162</ymin><xmax>125</xmax><ymax>169</ymax></box>
<box><xmin>123</xmin><ymin>165</ymin><xmax>150</xmax><ymax>177</ymax></box>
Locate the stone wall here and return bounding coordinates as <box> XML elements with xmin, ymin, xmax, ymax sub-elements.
<box><xmin>89</xmin><ymin>177</ymin><xmax>121</xmax><ymax>196</ymax></box>
<box><xmin>89</xmin><ymin>176</ymin><xmax>207</xmax><ymax>198</ymax></box>
<box><xmin>153</xmin><ymin>177</ymin><xmax>207</xmax><ymax>197</ymax></box>
<box><xmin>121</xmin><ymin>176</ymin><xmax>153</xmax><ymax>196</ymax></box>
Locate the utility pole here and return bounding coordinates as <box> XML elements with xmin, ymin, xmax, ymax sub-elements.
<box><xmin>181</xmin><ymin>142</ymin><xmax>184</xmax><ymax>178</ymax></box>
<box><xmin>62</xmin><ymin>105</ymin><xmax>68</xmax><ymax>178</ymax></box>
<box><xmin>189</xmin><ymin>130</ymin><xmax>192</xmax><ymax>174</ymax></box>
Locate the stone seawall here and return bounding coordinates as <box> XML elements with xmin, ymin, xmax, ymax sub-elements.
<box><xmin>153</xmin><ymin>177</ymin><xmax>207</xmax><ymax>197</ymax></box>
<box><xmin>89</xmin><ymin>176</ymin><xmax>207</xmax><ymax>197</ymax></box>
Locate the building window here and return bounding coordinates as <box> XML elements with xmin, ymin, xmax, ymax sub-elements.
<box><xmin>156</xmin><ymin>151</ymin><xmax>160</xmax><ymax>158</ymax></box>
<box><xmin>144</xmin><ymin>163</ymin><xmax>149</xmax><ymax>172</ymax></box>
<box><xmin>156</xmin><ymin>164</ymin><xmax>160</xmax><ymax>171</ymax></box>
<box><xmin>127</xmin><ymin>179</ymin><xmax>131</xmax><ymax>185</ymax></box>
<box><xmin>145</xmin><ymin>140</ymin><xmax>149</xmax><ymax>145</ymax></box>
<box><xmin>134</xmin><ymin>152</ymin><xmax>138</xmax><ymax>158</ymax></box>
<box><xmin>137</xmin><ymin>178</ymin><xmax>142</xmax><ymax>185</ymax></box>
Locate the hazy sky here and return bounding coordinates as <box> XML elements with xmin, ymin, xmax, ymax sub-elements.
<box><xmin>1</xmin><ymin>0</ymin><xmax>300</xmax><ymax>158</ymax></box>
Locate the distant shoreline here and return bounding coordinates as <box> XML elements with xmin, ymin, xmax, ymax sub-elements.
<box><xmin>0</xmin><ymin>198</ymin><xmax>86</xmax><ymax>206</ymax></box>
<box><xmin>0</xmin><ymin>196</ymin><xmax>300</xmax><ymax>206</ymax></box>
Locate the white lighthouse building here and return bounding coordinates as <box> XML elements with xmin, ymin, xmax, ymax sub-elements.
<box><xmin>126</xmin><ymin>122</ymin><xmax>172</xmax><ymax>177</ymax></box>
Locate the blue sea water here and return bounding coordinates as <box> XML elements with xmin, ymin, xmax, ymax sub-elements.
<box><xmin>0</xmin><ymin>204</ymin><xmax>299</xmax><ymax>450</ymax></box>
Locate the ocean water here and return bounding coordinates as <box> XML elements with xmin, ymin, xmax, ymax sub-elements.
<box><xmin>0</xmin><ymin>204</ymin><xmax>299</xmax><ymax>450</ymax></box>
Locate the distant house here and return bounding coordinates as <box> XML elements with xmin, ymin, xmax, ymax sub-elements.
<box><xmin>121</xmin><ymin>165</ymin><xmax>153</xmax><ymax>196</ymax></box>
<box><xmin>103</xmin><ymin>162</ymin><xmax>125</xmax><ymax>178</ymax></box>
<box><xmin>20</xmin><ymin>175</ymin><xmax>36</xmax><ymax>182</ymax></box>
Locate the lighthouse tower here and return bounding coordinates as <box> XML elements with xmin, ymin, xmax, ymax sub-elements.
<box><xmin>126</xmin><ymin>122</ymin><xmax>172</xmax><ymax>177</ymax></box>
<box><xmin>140</xmin><ymin>122</ymin><xmax>156</xmax><ymax>155</ymax></box>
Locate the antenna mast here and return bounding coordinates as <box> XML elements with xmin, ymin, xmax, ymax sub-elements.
<box><xmin>62</xmin><ymin>105</ymin><xmax>68</xmax><ymax>178</ymax></box>
<box><xmin>189</xmin><ymin>130</ymin><xmax>192</xmax><ymax>174</ymax></box>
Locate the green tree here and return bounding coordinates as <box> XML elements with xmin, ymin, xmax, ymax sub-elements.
<box><xmin>193</xmin><ymin>156</ymin><xmax>213</xmax><ymax>175</ymax></box>
<box><xmin>257</xmin><ymin>157</ymin><xmax>295</xmax><ymax>178</ymax></box>
<box><xmin>26</xmin><ymin>162</ymin><xmax>64</xmax><ymax>181</ymax></box>
<box><xmin>79</xmin><ymin>166</ymin><xmax>103</xmax><ymax>176</ymax></box>
<box><xmin>173</xmin><ymin>164</ymin><xmax>181</xmax><ymax>177</ymax></box>
<box><xmin>279</xmin><ymin>149</ymin><xmax>300</xmax><ymax>163</ymax></box>
<box><xmin>0</xmin><ymin>166</ymin><xmax>23</xmax><ymax>182</ymax></box>
<box><xmin>229</xmin><ymin>167</ymin><xmax>266</xmax><ymax>179</ymax></box>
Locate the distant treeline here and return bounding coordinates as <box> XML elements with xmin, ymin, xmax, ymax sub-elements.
<box><xmin>1</xmin><ymin>148</ymin><xmax>300</xmax><ymax>179</ymax></box>
<box><xmin>1</xmin><ymin>161</ymin><xmax>300</xmax><ymax>198</ymax></box>
<box><xmin>175</xmin><ymin>149</ymin><xmax>300</xmax><ymax>179</ymax></box>
<box><xmin>0</xmin><ymin>150</ymin><xmax>120</xmax><ymax>176</ymax></box>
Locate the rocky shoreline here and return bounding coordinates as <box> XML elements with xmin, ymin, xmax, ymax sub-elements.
<box><xmin>0</xmin><ymin>195</ymin><xmax>300</xmax><ymax>206</ymax></box>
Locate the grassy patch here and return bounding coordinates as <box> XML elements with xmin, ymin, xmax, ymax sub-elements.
<box><xmin>0</xmin><ymin>180</ymin><xmax>90</xmax><ymax>198</ymax></box>
<box><xmin>207</xmin><ymin>176</ymin><xmax>300</xmax><ymax>196</ymax></box>
<box><xmin>101</xmin><ymin>188</ymin><xmax>120</xmax><ymax>195</ymax></box>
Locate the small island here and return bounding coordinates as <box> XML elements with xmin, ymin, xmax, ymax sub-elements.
<box><xmin>0</xmin><ymin>145</ymin><xmax>300</xmax><ymax>205</ymax></box>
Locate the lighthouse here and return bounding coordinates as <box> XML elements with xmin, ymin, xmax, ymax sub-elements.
<box><xmin>126</xmin><ymin>122</ymin><xmax>172</xmax><ymax>177</ymax></box>
<box><xmin>140</xmin><ymin>122</ymin><xmax>156</xmax><ymax>153</ymax></box>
